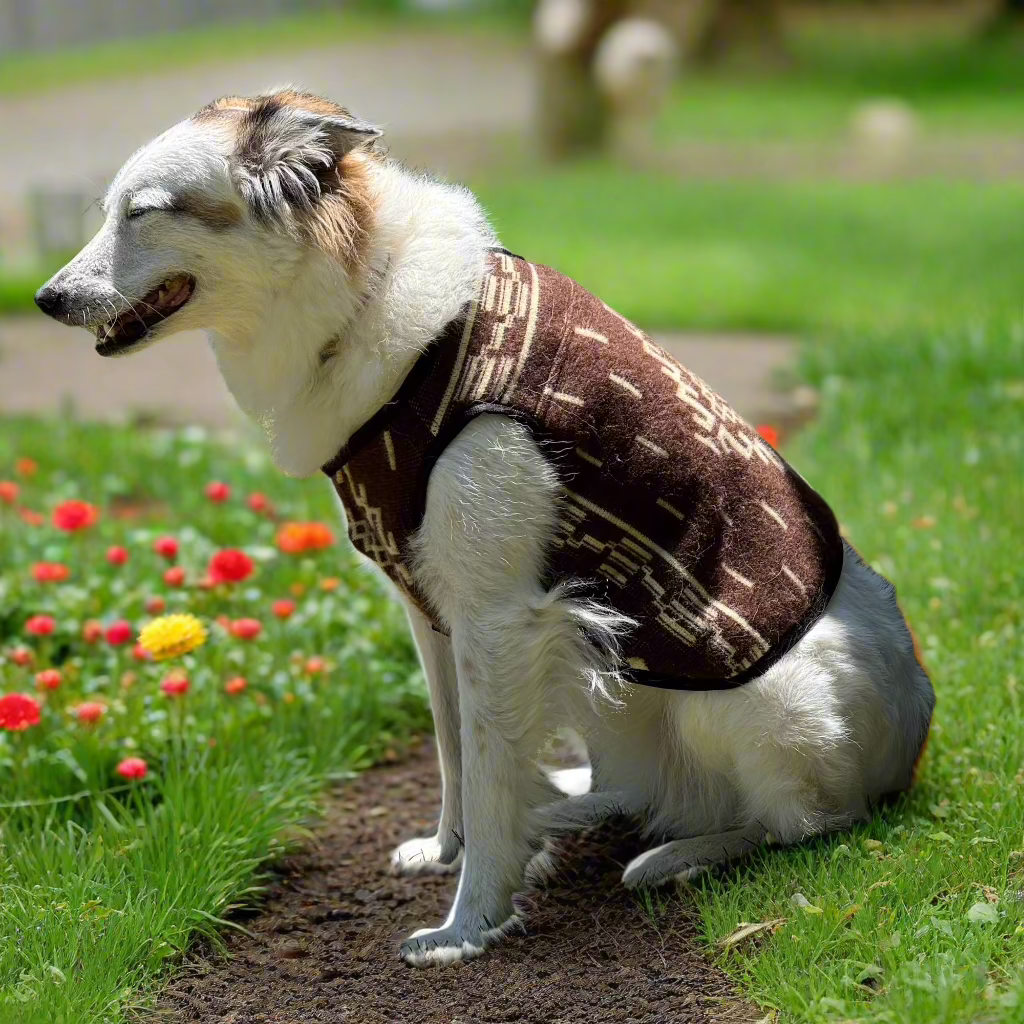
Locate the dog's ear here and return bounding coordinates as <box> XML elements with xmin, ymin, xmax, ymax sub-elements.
<box><xmin>232</xmin><ymin>93</ymin><xmax>382</xmax><ymax>222</ymax></box>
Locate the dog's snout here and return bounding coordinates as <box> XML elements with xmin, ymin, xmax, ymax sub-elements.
<box><xmin>34</xmin><ymin>284</ymin><xmax>64</xmax><ymax>319</ymax></box>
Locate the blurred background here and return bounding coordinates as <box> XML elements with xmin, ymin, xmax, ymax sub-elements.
<box><xmin>1</xmin><ymin>0</ymin><xmax>1024</xmax><ymax>427</ymax></box>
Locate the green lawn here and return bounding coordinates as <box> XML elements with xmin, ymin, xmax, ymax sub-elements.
<box><xmin>0</xmin><ymin>422</ymin><xmax>427</xmax><ymax>1024</ymax></box>
<box><xmin>687</xmin><ymin>323</ymin><xmax>1024</xmax><ymax>1022</ymax></box>
<box><xmin>477</xmin><ymin>169</ymin><xmax>1024</xmax><ymax>334</ymax></box>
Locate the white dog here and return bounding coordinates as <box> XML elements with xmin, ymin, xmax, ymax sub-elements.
<box><xmin>36</xmin><ymin>89</ymin><xmax>935</xmax><ymax>968</ymax></box>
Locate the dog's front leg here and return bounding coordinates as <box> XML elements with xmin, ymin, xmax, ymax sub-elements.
<box><xmin>390</xmin><ymin>607</ymin><xmax>463</xmax><ymax>875</ymax></box>
<box><xmin>399</xmin><ymin>610</ymin><xmax>547</xmax><ymax>966</ymax></box>
<box><xmin>399</xmin><ymin>414</ymin><xmax>566</xmax><ymax>966</ymax></box>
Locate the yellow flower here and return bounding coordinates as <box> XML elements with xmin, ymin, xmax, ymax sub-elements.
<box><xmin>137</xmin><ymin>613</ymin><xmax>207</xmax><ymax>661</ymax></box>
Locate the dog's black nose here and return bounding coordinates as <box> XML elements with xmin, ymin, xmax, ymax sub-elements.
<box><xmin>34</xmin><ymin>285</ymin><xmax>64</xmax><ymax>318</ymax></box>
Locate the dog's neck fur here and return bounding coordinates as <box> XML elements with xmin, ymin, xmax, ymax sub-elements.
<box><xmin>207</xmin><ymin>157</ymin><xmax>496</xmax><ymax>477</ymax></box>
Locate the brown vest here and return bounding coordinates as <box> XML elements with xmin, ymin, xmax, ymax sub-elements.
<box><xmin>324</xmin><ymin>251</ymin><xmax>843</xmax><ymax>690</ymax></box>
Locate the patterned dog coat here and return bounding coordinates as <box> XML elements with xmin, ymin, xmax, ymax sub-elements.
<box><xmin>323</xmin><ymin>251</ymin><xmax>844</xmax><ymax>690</ymax></box>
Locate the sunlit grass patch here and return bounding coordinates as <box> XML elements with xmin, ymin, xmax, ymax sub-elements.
<box><xmin>686</xmin><ymin>324</ymin><xmax>1024</xmax><ymax>1022</ymax></box>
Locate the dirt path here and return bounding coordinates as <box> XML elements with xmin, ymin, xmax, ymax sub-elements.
<box><xmin>156</xmin><ymin>744</ymin><xmax>766</xmax><ymax>1024</ymax></box>
<box><xmin>0</xmin><ymin>318</ymin><xmax>798</xmax><ymax>430</ymax></box>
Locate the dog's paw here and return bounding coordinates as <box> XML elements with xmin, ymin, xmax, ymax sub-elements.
<box><xmin>622</xmin><ymin>843</ymin><xmax>707</xmax><ymax>889</ymax></box>
<box><xmin>399</xmin><ymin>926</ymin><xmax>486</xmax><ymax>967</ymax></box>
<box><xmin>389</xmin><ymin>834</ymin><xmax>463</xmax><ymax>876</ymax></box>
<box><xmin>399</xmin><ymin>913</ymin><xmax>518</xmax><ymax>967</ymax></box>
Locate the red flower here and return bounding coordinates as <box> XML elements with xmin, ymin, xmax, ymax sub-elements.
<box><xmin>116</xmin><ymin>757</ymin><xmax>148</xmax><ymax>780</ymax></box>
<box><xmin>8</xmin><ymin>647</ymin><xmax>34</xmax><ymax>667</ymax></box>
<box><xmin>105</xmin><ymin>620</ymin><xmax>133</xmax><ymax>646</ymax></box>
<box><xmin>0</xmin><ymin>693</ymin><xmax>41</xmax><ymax>731</ymax></box>
<box><xmin>52</xmin><ymin>499</ymin><xmax>98</xmax><ymax>531</ymax></box>
<box><xmin>34</xmin><ymin>668</ymin><xmax>61</xmax><ymax>691</ymax></box>
<box><xmin>19</xmin><ymin>508</ymin><xmax>44</xmax><ymax>527</ymax></box>
<box><xmin>304</xmin><ymin>656</ymin><xmax>327</xmax><ymax>676</ymax></box>
<box><xmin>247</xmin><ymin>492</ymin><xmax>270</xmax><ymax>513</ymax></box>
<box><xmin>208</xmin><ymin>549</ymin><xmax>254</xmax><ymax>585</ymax></box>
<box><xmin>0</xmin><ymin>481</ymin><xmax>19</xmax><ymax>505</ymax></box>
<box><xmin>15</xmin><ymin>458</ymin><xmax>38</xmax><ymax>477</ymax></box>
<box><xmin>74</xmin><ymin>701</ymin><xmax>106</xmax><ymax>724</ymax></box>
<box><xmin>132</xmin><ymin>644</ymin><xmax>151</xmax><ymax>663</ymax></box>
<box><xmin>272</xmin><ymin>599</ymin><xmax>296</xmax><ymax>619</ymax></box>
<box><xmin>276</xmin><ymin>521</ymin><xmax>335</xmax><ymax>554</ymax></box>
<box><xmin>163</xmin><ymin>566</ymin><xmax>186</xmax><ymax>587</ymax></box>
<box><xmin>224</xmin><ymin>676</ymin><xmax>248</xmax><ymax>696</ymax></box>
<box><xmin>153</xmin><ymin>535</ymin><xmax>179</xmax><ymax>560</ymax></box>
<box><xmin>31</xmin><ymin>561</ymin><xmax>70</xmax><ymax>583</ymax></box>
<box><xmin>145</xmin><ymin>596</ymin><xmax>166</xmax><ymax>615</ymax></box>
<box><xmin>756</xmin><ymin>424</ymin><xmax>780</xmax><ymax>448</ymax></box>
<box><xmin>106</xmin><ymin>546</ymin><xmax>129</xmax><ymax>566</ymax></box>
<box><xmin>230</xmin><ymin>618</ymin><xmax>263</xmax><ymax>641</ymax></box>
<box><xmin>25</xmin><ymin>614</ymin><xmax>55</xmax><ymax>636</ymax></box>
<box><xmin>82</xmin><ymin>620</ymin><xmax>104</xmax><ymax>644</ymax></box>
<box><xmin>205</xmin><ymin>481</ymin><xmax>231</xmax><ymax>503</ymax></box>
<box><xmin>160</xmin><ymin>674</ymin><xmax>190</xmax><ymax>697</ymax></box>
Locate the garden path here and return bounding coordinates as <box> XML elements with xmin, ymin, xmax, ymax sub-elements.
<box><xmin>157</xmin><ymin>742</ymin><xmax>769</xmax><ymax>1024</ymax></box>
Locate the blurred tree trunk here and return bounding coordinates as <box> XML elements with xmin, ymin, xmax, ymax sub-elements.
<box><xmin>535</xmin><ymin>0</ymin><xmax>630</xmax><ymax>161</ymax></box>
<box><xmin>691</xmin><ymin>0</ymin><xmax>788</xmax><ymax>68</ymax></box>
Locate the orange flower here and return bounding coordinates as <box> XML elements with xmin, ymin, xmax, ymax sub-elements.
<box><xmin>32</xmin><ymin>561</ymin><xmax>70</xmax><ymax>583</ymax></box>
<box><xmin>276</xmin><ymin>521</ymin><xmax>335</xmax><ymax>554</ymax></box>
<box><xmin>224</xmin><ymin>676</ymin><xmax>248</xmax><ymax>696</ymax></box>
<box><xmin>272</xmin><ymin>599</ymin><xmax>296</xmax><ymax>619</ymax></box>
<box><xmin>0</xmin><ymin>481</ymin><xmax>19</xmax><ymax>505</ymax></box>
<box><xmin>304</xmin><ymin>656</ymin><xmax>327</xmax><ymax>676</ymax></box>
<box><xmin>19</xmin><ymin>508</ymin><xmax>44</xmax><ymax>527</ymax></box>
<box><xmin>145</xmin><ymin>596</ymin><xmax>166</xmax><ymax>615</ymax></box>
<box><xmin>15</xmin><ymin>458</ymin><xmax>38</xmax><ymax>477</ymax></box>
<box><xmin>320</xmin><ymin>577</ymin><xmax>341</xmax><ymax>592</ymax></box>
<box><xmin>756</xmin><ymin>424</ymin><xmax>780</xmax><ymax>448</ymax></box>
<box><xmin>74</xmin><ymin>701</ymin><xmax>106</xmax><ymax>724</ymax></box>
<box><xmin>116</xmin><ymin>757</ymin><xmax>148</xmax><ymax>780</ymax></box>
<box><xmin>52</xmin><ymin>500</ymin><xmax>98</xmax><ymax>531</ymax></box>
<box><xmin>0</xmin><ymin>693</ymin><xmax>41</xmax><ymax>730</ymax></box>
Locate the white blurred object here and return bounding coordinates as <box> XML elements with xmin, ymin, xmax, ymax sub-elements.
<box><xmin>534</xmin><ymin>0</ymin><xmax>592</xmax><ymax>56</ymax></box>
<box><xmin>593</xmin><ymin>17</ymin><xmax>679</xmax><ymax>117</ymax></box>
<box><xmin>850</xmin><ymin>99</ymin><xmax>918</xmax><ymax>148</ymax></box>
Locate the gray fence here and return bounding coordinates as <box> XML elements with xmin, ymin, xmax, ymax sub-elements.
<box><xmin>0</xmin><ymin>0</ymin><xmax>326</xmax><ymax>55</ymax></box>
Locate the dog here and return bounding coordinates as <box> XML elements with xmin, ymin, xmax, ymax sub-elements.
<box><xmin>36</xmin><ymin>89</ymin><xmax>935</xmax><ymax>968</ymax></box>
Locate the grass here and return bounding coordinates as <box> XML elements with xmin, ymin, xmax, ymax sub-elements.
<box><xmin>659</xmin><ymin>29</ymin><xmax>1024</xmax><ymax>141</ymax></box>
<box><xmin>476</xmin><ymin>168</ymin><xmax>1024</xmax><ymax>334</ymax></box>
<box><xmin>0</xmin><ymin>421</ymin><xmax>427</xmax><ymax>1023</ymax></box>
<box><xmin>685</xmin><ymin>322</ymin><xmax>1024</xmax><ymax>1022</ymax></box>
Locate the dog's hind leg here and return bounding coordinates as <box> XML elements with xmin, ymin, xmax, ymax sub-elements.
<box><xmin>622</xmin><ymin>824</ymin><xmax>766</xmax><ymax>888</ymax></box>
<box><xmin>390</xmin><ymin>607</ymin><xmax>464</xmax><ymax>876</ymax></box>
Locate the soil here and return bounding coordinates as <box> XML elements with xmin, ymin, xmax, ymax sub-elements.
<box><xmin>155</xmin><ymin>744</ymin><xmax>766</xmax><ymax>1024</ymax></box>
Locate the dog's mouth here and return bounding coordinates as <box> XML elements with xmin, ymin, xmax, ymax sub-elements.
<box><xmin>95</xmin><ymin>274</ymin><xmax>195</xmax><ymax>356</ymax></box>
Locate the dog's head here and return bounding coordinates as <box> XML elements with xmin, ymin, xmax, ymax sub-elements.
<box><xmin>35</xmin><ymin>90</ymin><xmax>381</xmax><ymax>357</ymax></box>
